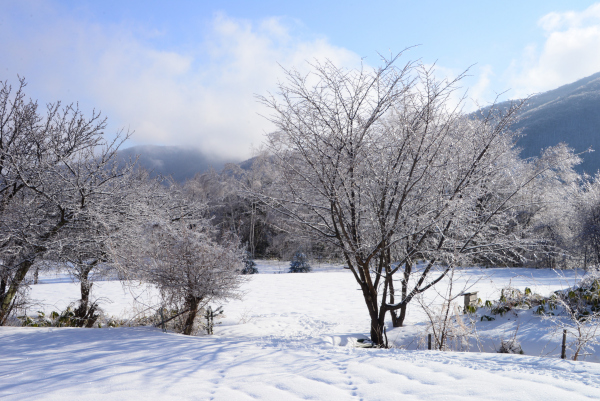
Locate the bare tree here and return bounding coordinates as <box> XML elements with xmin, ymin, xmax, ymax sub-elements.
<box><xmin>0</xmin><ymin>77</ymin><xmax>132</xmax><ymax>324</ymax></box>
<box><xmin>109</xmin><ymin>178</ymin><xmax>245</xmax><ymax>335</ymax></box>
<box><xmin>44</xmin><ymin>169</ymin><xmax>157</xmax><ymax>327</ymax></box>
<box><xmin>258</xmin><ymin>53</ymin><xmax>569</xmax><ymax>345</ymax></box>
<box><xmin>138</xmin><ymin>220</ymin><xmax>243</xmax><ymax>335</ymax></box>
<box><xmin>573</xmin><ymin>173</ymin><xmax>600</xmax><ymax>267</ymax></box>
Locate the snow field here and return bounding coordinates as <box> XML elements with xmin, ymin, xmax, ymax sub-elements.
<box><xmin>1</xmin><ymin>263</ymin><xmax>600</xmax><ymax>399</ymax></box>
<box><xmin>2</xmin><ymin>327</ymin><xmax>600</xmax><ymax>400</ymax></box>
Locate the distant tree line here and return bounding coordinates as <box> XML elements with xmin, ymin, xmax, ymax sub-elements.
<box><xmin>188</xmin><ymin>135</ymin><xmax>600</xmax><ymax>272</ymax></box>
<box><xmin>184</xmin><ymin>157</ymin><xmax>341</xmax><ymax>263</ymax></box>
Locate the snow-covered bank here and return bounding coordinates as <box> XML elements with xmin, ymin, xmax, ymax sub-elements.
<box><xmin>2</xmin><ymin>326</ymin><xmax>600</xmax><ymax>400</ymax></box>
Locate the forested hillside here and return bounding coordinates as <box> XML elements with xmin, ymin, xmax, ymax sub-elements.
<box><xmin>122</xmin><ymin>72</ymin><xmax>600</xmax><ymax>181</ymax></box>
<box><xmin>499</xmin><ymin>71</ymin><xmax>600</xmax><ymax>174</ymax></box>
<box><xmin>118</xmin><ymin>145</ymin><xmax>236</xmax><ymax>182</ymax></box>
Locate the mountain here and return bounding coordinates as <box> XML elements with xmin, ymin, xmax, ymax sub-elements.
<box><xmin>118</xmin><ymin>145</ymin><xmax>237</xmax><ymax>182</ymax></box>
<box><xmin>497</xmin><ymin>71</ymin><xmax>600</xmax><ymax>173</ymax></box>
<box><xmin>121</xmin><ymin>73</ymin><xmax>600</xmax><ymax>180</ymax></box>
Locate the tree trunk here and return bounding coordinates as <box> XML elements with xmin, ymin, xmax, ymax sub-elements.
<box><xmin>0</xmin><ymin>278</ymin><xmax>6</xmax><ymax>303</ymax></box>
<box><xmin>249</xmin><ymin>202</ymin><xmax>256</xmax><ymax>259</ymax></box>
<box><xmin>388</xmin><ymin>286</ymin><xmax>405</xmax><ymax>327</ymax></box>
<box><xmin>360</xmin><ymin>284</ymin><xmax>386</xmax><ymax>346</ymax></box>
<box><xmin>182</xmin><ymin>296</ymin><xmax>201</xmax><ymax>335</ymax></box>
<box><xmin>387</xmin><ymin>257</ymin><xmax>405</xmax><ymax>327</ymax></box>
<box><xmin>72</xmin><ymin>262</ymin><xmax>101</xmax><ymax>328</ymax></box>
<box><xmin>75</xmin><ymin>273</ymin><xmax>92</xmax><ymax>325</ymax></box>
<box><xmin>392</xmin><ymin>304</ymin><xmax>408</xmax><ymax>327</ymax></box>
<box><xmin>390</xmin><ymin>260</ymin><xmax>412</xmax><ymax>327</ymax></box>
<box><xmin>369</xmin><ymin>315</ymin><xmax>385</xmax><ymax>346</ymax></box>
<box><xmin>0</xmin><ymin>259</ymin><xmax>33</xmax><ymax>325</ymax></box>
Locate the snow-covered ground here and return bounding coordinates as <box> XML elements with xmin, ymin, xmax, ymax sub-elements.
<box><xmin>2</xmin><ymin>262</ymin><xmax>600</xmax><ymax>400</ymax></box>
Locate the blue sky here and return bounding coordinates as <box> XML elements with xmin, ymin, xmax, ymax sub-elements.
<box><xmin>2</xmin><ymin>0</ymin><xmax>600</xmax><ymax>160</ymax></box>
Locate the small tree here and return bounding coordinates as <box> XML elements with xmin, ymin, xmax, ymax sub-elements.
<box><xmin>417</xmin><ymin>268</ymin><xmax>481</xmax><ymax>352</ymax></box>
<box><xmin>289</xmin><ymin>251</ymin><xmax>311</xmax><ymax>273</ymax></box>
<box><xmin>241</xmin><ymin>251</ymin><xmax>259</xmax><ymax>274</ymax></box>
<box><xmin>139</xmin><ymin>221</ymin><xmax>243</xmax><ymax>335</ymax></box>
<box><xmin>203</xmin><ymin>305</ymin><xmax>224</xmax><ymax>335</ymax></box>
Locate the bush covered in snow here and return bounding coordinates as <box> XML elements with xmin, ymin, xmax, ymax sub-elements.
<box><xmin>16</xmin><ymin>306</ymin><xmax>126</xmax><ymax>329</ymax></box>
<box><xmin>497</xmin><ymin>338</ymin><xmax>524</xmax><ymax>354</ymax></box>
<box><xmin>484</xmin><ymin>287</ymin><xmax>550</xmax><ymax>317</ymax></box>
<box><xmin>555</xmin><ymin>269</ymin><xmax>600</xmax><ymax>315</ymax></box>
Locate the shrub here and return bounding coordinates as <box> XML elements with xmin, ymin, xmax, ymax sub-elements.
<box><xmin>289</xmin><ymin>251</ymin><xmax>311</xmax><ymax>273</ymax></box>
<box><xmin>241</xmin><ymin>252</ymin><xmax>259</xmax><ymax>274</ymax></box>
<box><xmin>497</xmin><ymin>339</ymin><xmax>524</xmax><ymax>354</ymax></box>
<box><xmin>17</xmin><ymin>306</ymin><xmax>102</xmax><ymax>328</ymax></box>
<box><xmin>487</xmin><ymin>287</ymin><xmax>548</xmax><ymax>316</ymax></box>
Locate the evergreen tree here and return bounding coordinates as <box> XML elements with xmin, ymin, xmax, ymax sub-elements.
<box><xmin>289</xmin><ymin>251</ymin><xmax>311</xmax><ymax>273</ymax></box>
<box><xmin>241</xmin><ymin>252</ymin><xmax>259</xmax><ymax>274</ymax></box>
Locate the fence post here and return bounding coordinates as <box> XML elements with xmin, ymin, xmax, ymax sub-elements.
<box><xmin>428</xmin><ymin>333</ymin><xmax>432</xmax><ymax>350</ymax></box>
<box><xmin>561</xmin><ymin>329</ymin><xmax>567</xmax><ymax>359</ymax></box>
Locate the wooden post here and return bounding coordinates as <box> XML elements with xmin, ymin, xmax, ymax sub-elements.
<box><xmin>463</xmin><ymin>292</ymin><xmax>478</xmax><ymax>313</ymax></box>
<box><xmin>561</xmin><ymin>329</ymin><xmax>567</xmax><ymax>359</ymax></box>
<box><xmin>428</xmin><ymin>333</ymin><xmax>432</xmax><ymax>350</ymax></box>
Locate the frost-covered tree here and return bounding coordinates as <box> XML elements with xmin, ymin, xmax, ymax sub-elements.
<box><xmin>138</xmin><ymin>221</ymin><xmax>243</xmax><ymax>335</ymax></box>
<box><xmin>47</xmin><ymin>169</ymin><xmax>158</xmax><ymax>327</ymax></box>
<box><xmin>506</xmin><ymin>144</ymin><xmax>583</xmax><ymax>269</ymax></box>
<box><xmin>0</xmin><ymin>77</ymin><xmax>134</xmax><ymax>324</ymax></box>
<box><xmin>574</xmin><ymin>174</ymin><xmax>600</xmax><ymax>267</ymax></box>
<box><xmin>258</xmin><ymin>53</ymin><xmax>573</xmax><ymax>345</ymax></box>
<box><xmin>110</xmin><ymin>181</ymin><xmax>245</xmax><ymax>336</ymax></box>
<box><xmin>184</xmin><ymin>156</ymin><xmax>281</xmax><ymax>258</ymax></box>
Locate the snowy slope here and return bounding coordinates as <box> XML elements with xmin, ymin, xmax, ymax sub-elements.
<box><xmin>2</xmin><ymin>327</ymin><xmax>600</xmax><ymax>400</ymax></box>
<box><xmin>1</xmin><ymin>263</ymin><xmax>600</xmax><ymax>400</ymax></box>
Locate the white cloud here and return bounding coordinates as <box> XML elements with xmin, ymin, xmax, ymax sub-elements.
<box><xmin>538</xmin><ymin>4</ymin><xmax>600</xmax><ymax>32</ymax></box>
<box><xmin>509</xmin><ymin>3</ymin><xmax>600</xmax><ymax>97</ymax></box>
<box><xmin>0</xmin><ymin>4</ymin><xmax>361</xmax><ymax>160</ymax></box>
<box><xmin>462</xmin><ymin>64</ymin><xmax>497</xmax><ymax>110</ymax></box>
